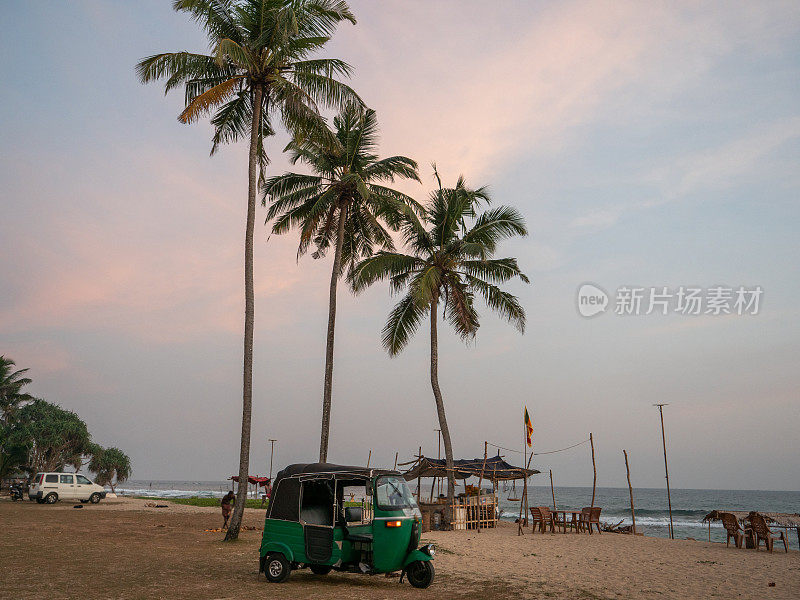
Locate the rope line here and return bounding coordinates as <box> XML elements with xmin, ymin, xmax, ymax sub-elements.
<box><xmin>486</xmin><ymin>438</ymin><xmax>590</xmax><ymax>456</ymax></box>
<box><xmin>533</xmin><ymin>438</ymin><xmax>590</xmax><ymax>455</ymax></box>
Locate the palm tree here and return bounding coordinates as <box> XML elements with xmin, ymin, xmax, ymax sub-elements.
<box><xmin>263</xmin><ymin>104</ymin><xmax>421</xmax><ymax>461</ymax></box>
<box><xmin>0</xmin><ymin>356</ymin><xmax>33</xmax><ymax>425</ymax></box>
<box><xmin>136</xmin><ymin>0</ymin><xmax>358</xmax><ymax>540</ymax></box>
<box><xmin>349</xmin><ymin>172</ymin><xmax>529</xmax><ymax>523</ymax></box>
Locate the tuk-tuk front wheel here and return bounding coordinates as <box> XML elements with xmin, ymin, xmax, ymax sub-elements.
<box><xmin>264</xmin><ymin>553</ymin><xmax>290</xmax><ymax>583</ymax></box>
<box><xmin>310</xmin><ymin>565</ymin><xmax>332</xmax><ymax>575</ymax></box>
<box><xmin>407</xmin><ymin>561</ymin><xmax>435</xmax><ymax>589</ymax></box>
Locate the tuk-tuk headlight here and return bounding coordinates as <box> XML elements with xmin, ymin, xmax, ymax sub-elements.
<box><xmin>421</xmin><ymin>543</ymin><xmax>435</xmax><ymax>556</ymax></box>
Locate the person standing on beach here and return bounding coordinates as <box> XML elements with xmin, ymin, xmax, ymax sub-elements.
<box><xmin>221</xmin><ymin>491</ymin><xmax>235</xmax><ymax>530</ymax></box>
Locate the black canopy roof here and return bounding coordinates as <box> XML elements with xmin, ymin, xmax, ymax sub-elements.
<box><xmin>402</xmin><ymin>455</ymin><xmax>539</xmax><ymax>482</ymax></box>
<box><xmin>273</xmin><ymin>462</ymin><xmax>398</xmax><ymax>485</ymax></box>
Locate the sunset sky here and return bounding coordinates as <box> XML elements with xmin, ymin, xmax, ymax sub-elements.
<box><xmin>1</xmin><ymin>1</ymin><xmax>798</xmax><ymax>490</ymax></box>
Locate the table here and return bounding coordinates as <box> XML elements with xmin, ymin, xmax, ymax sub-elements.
<box><xmin>553</xmin><ymin>509</ymin><xmax>584</xmax><ymax>533</ymax></box>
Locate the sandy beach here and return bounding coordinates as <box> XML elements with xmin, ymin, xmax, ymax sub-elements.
<box><xmin>1</xmin><ymin>497</ymin><xmax>797</xmax><ymax>599</ymax></box>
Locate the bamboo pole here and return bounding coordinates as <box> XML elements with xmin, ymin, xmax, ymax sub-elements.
<box><xmin>590</xmin><ymin>433</ymin><xmax>597</xmax><ymax>508</ymax></box>
<box><xmin>477</xmin><ymin>441</ymin><xmax>488</xmax><ymax>533</ymax></box>
<box><xmin>623</xmin><ymin>449</ymin><xmax>636</xmax><ymax>535</ymax></box>
<box><xmin>523</xmin><ymin>453</ymin><xmax>533</xmax><ymax>528</ymax></box>
<box><xmin>550</xmin><ymin>469</ymin><xmax>556</xmax><ymax>510</ymax></box>
<box><xmin>416</xmin><ymin>445</ymin><xmax>422</xmax><ymax>501</ymax></box>
<box><xmin>366</xmin><ymin>449</ymin><xmax>371</xmax><ymax>469</ymax></box>
<box><xmin>393</xmin><ymin>452</ymin><xmax>398</xmax><ymax>470</ymax></box>
<box><xmin>655</xmin><ymin>404</ymin><xmax>674</xmax><ymax>539</ymax></box>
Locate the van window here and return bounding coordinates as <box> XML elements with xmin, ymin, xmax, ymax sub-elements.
<box><xmin>45</xmin><ymin>474</ymin><xmax>58</xmax><ymax>483</ymax></box>
<box><xmin>60</xmin><ymin>474</ymin><xmax>74</xmax><ymax>484</ymax></box>
<box><xmin>76</xmin><ymin>475</ymin><xmax>92</xmax><ymax>485</ymax></box>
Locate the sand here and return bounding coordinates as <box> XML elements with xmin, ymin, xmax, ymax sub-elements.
<box><xmin>1</xmin><ymin>497</ymin><xmax>797</xmax><ymax>599</ymax></box>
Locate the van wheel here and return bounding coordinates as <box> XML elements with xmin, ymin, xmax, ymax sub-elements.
<box><xmin>45</xmin><ymin>493</ymin><xmax>58</xmax><ymax>504</ymax></box>
<box><xmin>310</xmin><ymin>565</ymin><xmax>332</xmax><ymax>575</ymax></box>
<box><xmin>264</xmin><ymin>553</ymin><xmax>290</xmax><ymax>583</ymax></box>
<box><xmin>89</xmin><ymin>493</ymin><xmax>101</xmax><ymax>504</ymax></box>
<box><xmin>407</xmin><ymin>561</ymin><xmax>434</xmax><ymax>589</ymax></box>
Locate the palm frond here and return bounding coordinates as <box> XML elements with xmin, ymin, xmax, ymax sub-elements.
<box><xmin>179</xmin><ymin>75</ymin><xmax>245</xmax><ymax>123</ymax></box>
<box><xmin>460</xmin><ymin>258</ymin><xmax>530</xmax><ymax>284</ymax></box>
<box><xmin>464</xmin><ymin>275</ymin><xmax>527</xmax><ymax>333</ymax></box>
<box><xmin>381</xmin><ymin>293</ymin><xmax>427</xmax><ymax>356</ymax></box>
<box><xmin>349</xmin><ymin>251</ymin><xmax>422</xmax><ymax>294</ymax></box>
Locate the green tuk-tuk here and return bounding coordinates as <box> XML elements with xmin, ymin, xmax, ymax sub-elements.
<box><xmin>259</xmin><ymin>463</ymin><xmax>435</xmax><ymax>588</ymax></box>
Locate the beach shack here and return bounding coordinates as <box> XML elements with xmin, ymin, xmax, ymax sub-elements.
<box><xmin>402</xmin><ymin>455</ymin><xmax>539</xmax><ymax>531</ymax></box>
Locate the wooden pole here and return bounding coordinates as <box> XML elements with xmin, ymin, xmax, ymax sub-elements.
<box><xmin>550</xmin><ymin>469</ymin><xmax>556</xmax><ymax>510</ymax></box>
<box><xmin>523</xmin><ymin>453</ymin><xmax>533</xmax><ymax>527</ymax></box>
<box><xmin>393</xmin><ymin>451</ymin><xmax>398</xmax><ymax>470</ymax></box>
<box><xmin>434</xmin><ymin>429</ymin><xmax>441</xmax><ymax>499</ymax></box>
<box><xmin>623</xmin><ymin>450</ymin><xmax>636</xmax><ymax>535</ymax></box>
<box><xmin>477</xmin><ymin>441</ymin><xmax>488</xmax><ymax>533</ymax></box>
<box><xmin>366</xmin><ymin>449</ymin><xmax>372</xmax><ymax>469</ymax></box>
<box><xmin>590</xmin><ymin>433</ymin><xmax>597</xmax><ymax>509</ymax></box>
<box><xmin>268</xmin><ymin>439</ymin><xmax>277</xmax><ymax>480</ymax></box>
<box><xmin>655</xmin><ymin>404</ymin><xmax>674</xmax><ymax>539</ymax></box>
<box><xmin>416</xmin><ymin>445</ymin><xmax>422</xmax><ymax>501</ymax></box>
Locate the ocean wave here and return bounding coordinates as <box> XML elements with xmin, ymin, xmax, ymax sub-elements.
<box><xmin>497</xmin><ymin>510</ymin><xmax>720</xmax><ymax>529</ymax></box>
<box><xmin>115</xmin><ymin>488</ymin><xmax>259</xmax><ymax>499</ymax></box>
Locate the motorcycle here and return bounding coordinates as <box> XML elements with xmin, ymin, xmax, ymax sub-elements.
<box><xmin>10</xmin><ymin>484</ymin><xmax>24</xmax><ymax>501</ymax></box>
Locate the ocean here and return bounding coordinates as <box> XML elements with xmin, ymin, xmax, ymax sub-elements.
<box><xmin>116</xmin><ymin>480</ymin><xmax>799</xmax><ymax>550</ymax></box>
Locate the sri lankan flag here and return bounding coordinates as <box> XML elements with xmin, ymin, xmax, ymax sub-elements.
<box><xmin>524</xmin><ymin>406</ymin><xmax>533</xmax><ymax>448</ymax></box>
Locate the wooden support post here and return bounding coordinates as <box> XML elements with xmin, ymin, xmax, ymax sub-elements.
<box><xmin>655</xmin><ymin>404</ymin><xmax>675</xmax><ymax>539</ymax></box>
<box><xmin>590</xmin><ymin>432</ymin><xmax>597</xmax><ymax>509</ymax></box>
<box><xmin>393</xmin><ymin>452</ymin><xmax>398</xmax><ymax>470</ymax></box>
<box><xmin>416</xmin><ymin>445</ymin><xmax>422</xmax><ymax>501</ymax></box>
<box><xmin>366</xmin><ymin>449</ymin><xmax>371</xmax><ymax>469</ymax></box>
<box><xmin>550</xmin><ymin>469</ymin><xmax>556</xmax><ymax>511</ymax></box>
<box><xmin>623</xmin><ymin>449</ymin><xmax>636</xmax><ymax>535</ymax></box>
<box><xmin>523</xmin><ymin>453</ymin><xmax>533</xmax><ymax>527</ymax></box>
<box><xmin>517</xmin><ymin>465</ymin><xmax>526</xmax><ymax>536</ymax></box>
<box><xmin>477</xmin><ymin>441</ymin><xmax>488</xmax><ymax>533</ymax></box>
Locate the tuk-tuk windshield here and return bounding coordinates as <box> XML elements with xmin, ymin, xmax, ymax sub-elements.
<box><xmin>375</xmin><ymin>476</ymin><xmax>416</xmax><ymax>510</ymax></box>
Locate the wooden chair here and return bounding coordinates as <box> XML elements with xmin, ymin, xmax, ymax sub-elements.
<box><xmin>537</xmin><ymin>506</ymin><xmax>556</xmax><ymax>533</ymax></box>
<box><xmin>529</xmin><ymin>506</ymin><xmax>543</xmax><ymax>532</ymax></box>
<box><xmin>719</xmin><ymin>512</ymin><xmax>744</xmax><ymax>548</ymax></box>
<box><xmin>750</xmin><ymin>513</ymin><xmax>788</xmax><ymax>553</ymax></box>
<box><xmin>577</xmin><ymin>507</ymin><xmax>591</xmax><ymax>533</ymax></box>
<box><xmin>579</xmin><ymin>507</ymin><xmax>602</xmax><ymax>534</ymax></box>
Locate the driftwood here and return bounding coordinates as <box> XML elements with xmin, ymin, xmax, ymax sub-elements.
<box><xmin>600</xmin><ymin>519</ymin><xmax>628</xmax><ymax>533</ymax></box>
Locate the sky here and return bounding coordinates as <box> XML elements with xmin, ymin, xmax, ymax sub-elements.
<box><xmin>1</xmin><ymin>1</ymin><xmax>799</xmax><ymax>491</ymax></box>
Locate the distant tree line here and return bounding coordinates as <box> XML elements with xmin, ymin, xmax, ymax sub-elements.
<box><xmin>0</xmin><ymin>355</ymin><xmax>131</xmax><ymax>491</ymax></box>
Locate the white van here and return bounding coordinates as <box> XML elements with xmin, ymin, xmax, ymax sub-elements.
<box><xmin>28</xmin><ymin>472</ymin><xmax>107</xmax><ymax>504</ymax></box>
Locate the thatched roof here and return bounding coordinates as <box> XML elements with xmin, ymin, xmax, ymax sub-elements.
<box><xmin>402</xmin><ymin>455</ymin><xmax>539</xmax><ymax>482</ymax></box>
<box><xmin>702</xmin><ymin>510</ymin><xmax>800</xmax><ymax>528</ymax></box>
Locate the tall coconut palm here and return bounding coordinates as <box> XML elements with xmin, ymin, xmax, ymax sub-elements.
<box><xmin>136</xmin><ymin>0</ymin><xmax>359</xmax><ymax>540</ymax></box>
<box><xmin>263</xmin><ymin>104</ymin><xmax>421</xmax><ymax>461</ymax></box>
<box><xmin>349</xmin><ymin>173</ymin><xmax>529</xmax><ymax>523</ymax></box>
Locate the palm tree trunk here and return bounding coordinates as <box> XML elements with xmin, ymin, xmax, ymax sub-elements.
<box><xmin>225</xmin><ymin>83</ymin><xmax>263</xmax><ymax>541</ymax></box>
<box><xmin>319</xmin><ymin>205</ymin><xmax>347</xmax><ymax>462</ymax></box>
<box><xmin>429</xmin><ymin>296</ymin><xmax>456</xmax><ymax>528</ymax></box>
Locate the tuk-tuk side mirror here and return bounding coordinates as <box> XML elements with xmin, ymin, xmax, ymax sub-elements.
<box><xmin>345</xmin><ymin>506</ymin><xmax>362</xmax><ymax>523</ymax></box>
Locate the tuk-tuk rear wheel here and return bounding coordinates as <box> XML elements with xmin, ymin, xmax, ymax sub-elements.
<box><xmin>407</xmin><ymin>561</ymin><xmax>435</xmax><ymax>589</ymax></box>
<box><xmin>264</xmin><ymin>553</ymin><xmax>290</xmax><ymax>583</ymax></box>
